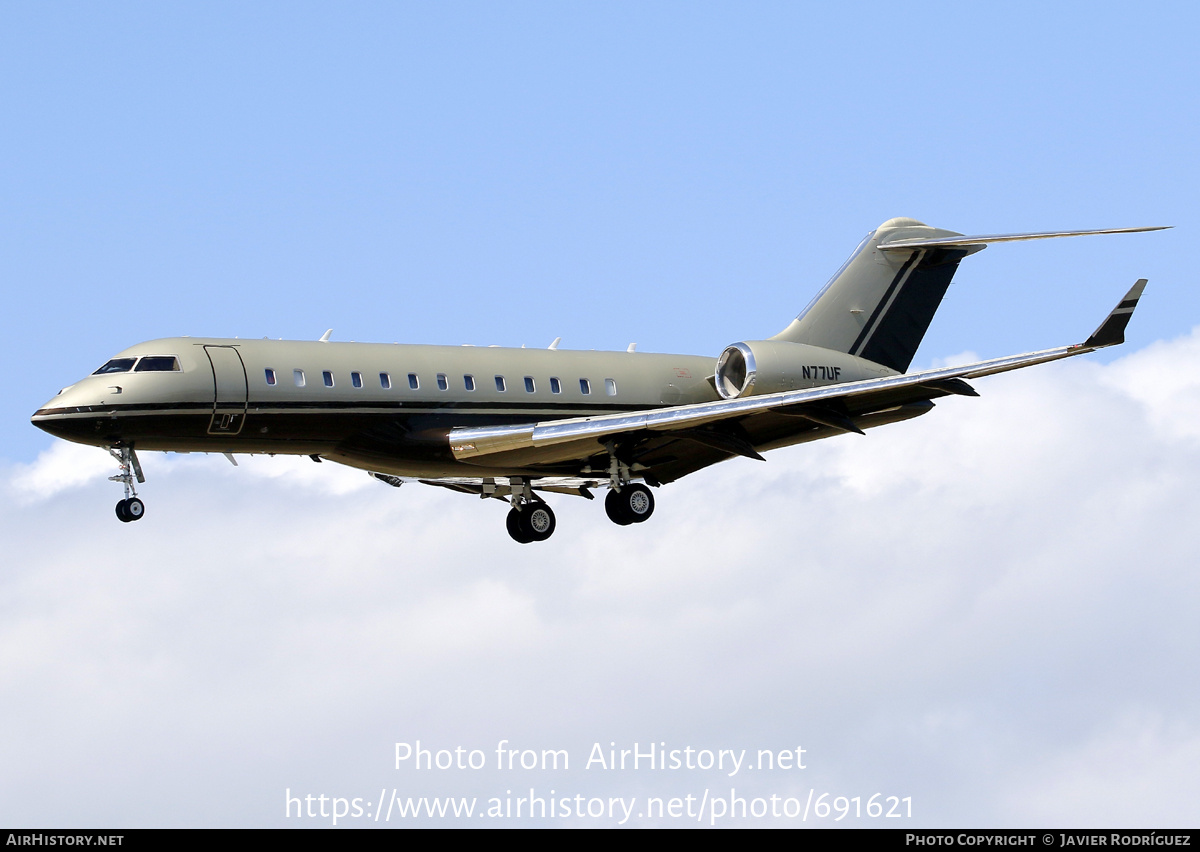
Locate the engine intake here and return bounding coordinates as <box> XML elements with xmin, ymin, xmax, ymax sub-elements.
<box><xmin>713</xmin><ymin>340</ymin><xmax>894</xmax><ymax>400</ymax></box>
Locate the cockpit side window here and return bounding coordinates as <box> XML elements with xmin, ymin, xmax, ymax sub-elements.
<box><xmin>134</xmin><ymin>356</ymin><xmax>180</xmax><ymax>372</ymax></box>
<box><xmin>93</xmin><ymin>358</ymin><xmax>136</xmax><ymax>375</ymax></box>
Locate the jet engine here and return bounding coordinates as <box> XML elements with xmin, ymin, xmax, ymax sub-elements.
<box><xmin>713</xmin><ymin>340</ymin><xmax>894</xmax><ymax>400</ymax></box>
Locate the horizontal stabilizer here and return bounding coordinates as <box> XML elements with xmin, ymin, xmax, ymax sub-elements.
<box><xmin>878</xmin><ymin>226</ymin><xmax>1169</xmax><ymax>252</ymax></box>
<box><xmin>1083</xmin><ymin>279</ymin><xmax>1147</xmax><ymax>349</ymax></box>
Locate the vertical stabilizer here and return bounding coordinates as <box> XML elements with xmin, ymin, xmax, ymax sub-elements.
<box><xmin>771</xmin><ymin>218</ymin><xmax>981</xmax><ymax>373</ymax></box>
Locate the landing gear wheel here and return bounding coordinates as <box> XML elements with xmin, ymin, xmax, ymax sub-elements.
<box><xmin>605</xmin><ymin>484</ymin><xmax>655</xmax><ymax>525</ymax></box>
<box><xmin>507</xmin><ymin>504</ymin><xmax>556</xmax><ymax>543</ymax></box>
<box><xmin>623</xmin><ymin>485</ymin><xmax>654</xmax><ymax>523</ymax></box>
<box><xmin>125</xmin><ymin>497</ymin><xmax>145</xmax><ymax>521</ymax></box>
<box><xmin>506</xmin><ymin>508</ymin><xmax>533</xmax><ymax>543</ymax></box>
<box><xmin>605</xmin><ymin>490</ymin><xmax>634</xmax><ymax>525</ymax></box>
<box><xmin>115</xmin><ymin>497</ymin><xmax>146</xmax><ymax>523</ymax></box>
<box><xmin>521</xmin><ymin>503</ymin><xmax>556</xmax><ymax>542</ymax></box>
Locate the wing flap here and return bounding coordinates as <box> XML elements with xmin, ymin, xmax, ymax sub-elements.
<box><xmin>418</xmin><ymin>476</ymin><xmax>602</xmax><ymax>500</ymax></box>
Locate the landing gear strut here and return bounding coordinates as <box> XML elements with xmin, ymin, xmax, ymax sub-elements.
<box><xmin>109</xmin><ymin>446</ymin><xmax>146</xmax><ymax>523</ymax></box>
<box><xmin>504</xmin><ymin>477</ymin><xmax>556</xmax><ymax>543</ymax></box>
<box><xmin>602</xmin><ymin>440</ymin><xmax>655</xmax><ymax>526</ymax></box>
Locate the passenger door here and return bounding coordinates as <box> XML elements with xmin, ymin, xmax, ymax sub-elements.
<box><xmin>204</xmin><ymin>345</ymin><xmax>248</xmax><ymax>435</ymax></box>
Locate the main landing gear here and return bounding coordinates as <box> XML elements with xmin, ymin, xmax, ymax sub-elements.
<box><xmin>506</xmin><ymin>502</ymin><xmax>556</xmax><ymax>544</ymax></box>
<box><xmin>109</xmin><ymin>445</ymin><xmax>146</xmax><ymax>523</ymax></box>
<box><xmin>601</xmin><ymin>439</ymin><xmax>655</xmax><ymax>526</ymax></box>
<box><xmin>604</xmin><ymin>483</ymin><xmax>655</xmax><ymax>526</ymax></box>
<box><xmin>502</xmin><ymin>443</ymin><xmax>656</xmax><ymax>542</ymax></box>
<box><xmin>504</xmin><ymin>477</ymin><xmax>556</xmax><ymax>544</ymax></box>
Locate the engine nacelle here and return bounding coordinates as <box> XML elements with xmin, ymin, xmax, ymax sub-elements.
<box><xmin>714</xmin><ymin>340</ymin><xmax>896</xmax><ymax>399</ymax></box>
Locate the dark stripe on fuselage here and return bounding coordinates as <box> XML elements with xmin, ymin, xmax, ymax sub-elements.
<box><xmin>34</xmin><ymin>398</ymin><xmax>655</xmax><ymax>418</ymax></box>
<box><xmin>31</xmin><ymin>399</ymin><xmax>664</xmax><ymax>461</ymax></box>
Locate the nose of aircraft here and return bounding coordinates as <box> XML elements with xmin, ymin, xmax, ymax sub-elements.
<box><xmin>31</xmin><ymin>384</ymin><xmax>112</xmax><ymax>445</ymax></box>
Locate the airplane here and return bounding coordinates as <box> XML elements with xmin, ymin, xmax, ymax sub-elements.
<box><xmin>31</xmin><ymin>217</ymin><xmax>1165</xmax><ymax>542</ymax></box>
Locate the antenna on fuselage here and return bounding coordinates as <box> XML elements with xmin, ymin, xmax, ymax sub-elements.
<box><xmin>548</xmin><ymin>337</ymin><xmax>561</xmax><ymax>350</ymax></box>
<box><xmin>627</xmin><ymin>343</ymin><xmax>637</xmax><ymax>352</ymax></box>
<box><xmin>319</xmin><ymin>329</ymin><xmax>333</xmax><ymax>342</ymax></box>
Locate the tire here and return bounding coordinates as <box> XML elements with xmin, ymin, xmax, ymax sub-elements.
<box><xmin>604</xmin><ymin>489</ymin><xmax>634</xmax><ymax>525</ymax></box>
<box><xmin>115</xmin><ymin>499</ymin><xmax>131</xmax><ymax>523</ymax></box>
<box><xmin>520</xmin><ymin>503</ymin><xmax>556</xmax><ymax>542</ymax></box>
<box><xmin>506</xmin><ymin>508</ymin><xmax>533</xmax><ymax>543</ymax></box>
<box><xmin>125</xmin><ymin>497</ymin><xmax>145</xmax><ymax>521</ymax></box>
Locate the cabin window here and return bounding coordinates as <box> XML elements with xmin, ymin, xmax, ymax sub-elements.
<box><xmin>579</xmin><ymin>378</ymin><xmax>591</xmax><ymax>395</ymax></box>
<box><xmin>294</xmin><ymin>369</ymin><xmax>306</xmax><ymax>388</ymax></box>
<box><xmin>550</xmin><ymin>377</ymin><xmax>561</xmax><ymax>394</ymax></box>
<box><xmin>495</xmin><ymin>375</ymin><xmax>506</xmax><ymax>392</ymax></box>
<box><xmin>323</xmin><ymin>371</ymin><xmax>335</xmax><ymax>388</ymax></box>
<box><xmin>464</xmin><ymin>375</ymin><xmax>476</xmax><ymax>391</ymax></box>
<box><xmin>605</xmin><ymin>378</ymin><xmax>618</xmax><ymax>396</ymax></box>
<box><xmin>265</xmin><ymin>369</ymin><xmax>276</xmax><ymax>386</ymax></box>
<box><xmin>135</xmin><ymin>356</ymin><xmax>180</xmax><ymax>372</ymax></box>
<box><xmin>379</xmin><ymin>372</ymin><xmax>391</xmax><ymax>389</ymax></box>
<box><xmin>437</xmin><ymin>373</ymin><xmax>448</xmax><ymax>391</ymax></box>
<box><xmin>408</xmin><ymin>373</ymin><xmax>419</xmax><ymax>390</ymax></box>
<box><xmin>93</xmin><ymin>358</ymin><xmax>136</xmax><ymax>375</ymax></box>
<box><xmin>524</xmin><ymin>376</ymin><xmax>536</xmax><ymax>393</ymax></box>
<box><xmin>351</xmin><ymin>371</ymin><xmax>362</xmax><ymax>388</ymax></box>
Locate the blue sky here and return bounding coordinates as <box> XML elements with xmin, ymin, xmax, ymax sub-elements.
<box><xmin>2</xmin><ymin>2</ymin><xmax>1198</xmax><ymax>827</ymax></box>
<box><xmin>6</xmin><ymin>3</ymin><xmax>1195</xmax><ymax>459</ymax></box>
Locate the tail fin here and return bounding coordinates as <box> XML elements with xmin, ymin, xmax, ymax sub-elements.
<box><xmin>771</xmin><ymin>218</ymin><xmax>977</xmax><ymax>373</ymax></box>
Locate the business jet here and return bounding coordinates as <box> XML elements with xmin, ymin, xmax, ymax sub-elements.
<box><xmin>31</xmin><ymin>218</ymin><xmax>1163</xmax><ymax>542</ymax></box>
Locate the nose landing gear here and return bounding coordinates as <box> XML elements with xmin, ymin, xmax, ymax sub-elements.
<box><xmin>109</xmin><ymin>446</ymin><xmax>146</xmax><ymax>523</ymax></box>
<box><xmin>115</xmin><ymin>497</ymin><xmax>145</xmax><ymax>523</ymax></box>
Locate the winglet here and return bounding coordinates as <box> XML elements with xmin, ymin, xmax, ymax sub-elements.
<box><xmin>1083</xmin><ymin>279</ymin><xmax>1147</xmax><ymax>349</ymax></box>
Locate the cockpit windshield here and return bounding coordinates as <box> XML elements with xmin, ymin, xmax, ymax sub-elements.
<box><xmin>92</xmin><ymin>356</ymin><xmax>180</xmax><ymax>375</ymax></box>
<box><xmin>134</xmin><ymin>356</ymin><xmax>180</xmax><ymax>372</ymax></box>
<box><xmin>93</xmin><ymin>358</ymin><xmax>136</xmax><ymax>375</ymax></box>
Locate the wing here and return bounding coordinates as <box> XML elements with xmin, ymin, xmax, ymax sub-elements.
<box><xmin>445</xmin><ymin>281</ymin><xmax>1147</xmax><ymax>484</ymax></box>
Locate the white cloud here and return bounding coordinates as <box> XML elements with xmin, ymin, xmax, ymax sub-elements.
<box><xmin>3</xmin><ymin>332</ymin><xmax>1200</xmax><ymax>826</ymax></box>
<box><xmin>7</xmin><ymin>441</ymin><xmax>116</xmax><ymax>504</ymax></box>
<box><xmin>9</xmin><ymin>443</ymin><xmax>376</xmax><ymax>507</ymax></box>
<box><xmin>1006</xmin><ymin>713</ymin><xmax>1200</xmax><ymax>827</ymax></box>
